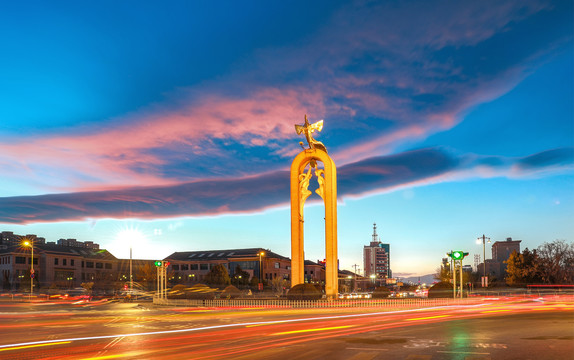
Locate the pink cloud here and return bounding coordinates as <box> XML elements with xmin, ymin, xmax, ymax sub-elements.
<box><xmin>0</xmin><ymin>87</ymin><xmax>326</xmax><ymax>193</ymax></box>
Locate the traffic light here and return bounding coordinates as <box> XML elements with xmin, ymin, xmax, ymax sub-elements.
<box><xmin>448</xmin><ymin>251</ymin><xmax>469</xmax><ymax>260</ymax></box>
<box><xmin>164</xmin><ymin>261</ymin><xmax>170</xmax><ymax>267</ymax></box>
<box><xmin>154</xmin><ymin>261</ymin><xmax>162</xmax><ymax>267</ymax></box>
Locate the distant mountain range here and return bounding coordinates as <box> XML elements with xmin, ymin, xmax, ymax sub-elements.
<box><xmin>397</xmin><ymin>274</ymin><xmax>436</xmax><ymax>285</ymax></box>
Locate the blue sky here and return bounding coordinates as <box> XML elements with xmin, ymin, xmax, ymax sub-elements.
<box><xmin>0</xmin><ymin>0</ymin><xmax>572</xmax><ymax>277</ymax></box>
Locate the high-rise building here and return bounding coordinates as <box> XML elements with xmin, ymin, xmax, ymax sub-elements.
<box><xmin>492</xmin><ymin>237</ymin><xmax>521</xmax><ymax>263</ymax></box>
<box><xmin>491</xmin><ymin>237</ymin><xmax>521</xmax><ymax>279</ymax></box>
<box><xmin>363</xmin><ymin>223</ymin><xmax>391</xmax><ymax>279</ymax></box>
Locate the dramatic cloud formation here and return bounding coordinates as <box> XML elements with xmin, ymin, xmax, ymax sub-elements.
<box><xmin>1</xmin><ymin>147</ymin><xmax>570</xmax><ymax>224</ymax></box>
<box><xmin>0</xmin><ymin>0</ymin><xmax>570</xmax><ymax>198</ymax></box>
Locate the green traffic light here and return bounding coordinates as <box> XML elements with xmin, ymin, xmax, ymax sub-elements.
<box><xmin>154</xmin><ymin>261</ymin><xmax>162</xmax><ymax>267</ymax></box>
<box><xmin>448</xmin><ymin>251</ymin><xmax>469</xmax><ymax>260</ymax></box>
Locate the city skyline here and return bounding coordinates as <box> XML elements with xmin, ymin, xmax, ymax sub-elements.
<box><xmin>1</xmin><ymin>1</ymin><xmax>572</xmax><ymax>276</ymax></box>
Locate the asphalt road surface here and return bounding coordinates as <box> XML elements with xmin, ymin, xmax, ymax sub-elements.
<box><xmin>0</xmin><ymin>296</ymin><xmax>572</xmax><ymax>360</ymax></box>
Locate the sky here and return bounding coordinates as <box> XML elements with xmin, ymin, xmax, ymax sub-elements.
<box><xmin>0</xmin><ymin>0</ymin><xmax>572</xmax><ymax>277</ymax></box>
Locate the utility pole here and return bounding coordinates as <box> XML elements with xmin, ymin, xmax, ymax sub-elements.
<box><xmin>477</xmin><ymin>234</ymin><xmax>490</xmax><ymax>287</ymax></box>
<box><xmin>352</xmin><ymin>264</ymin><xmax>360</xmax><ymax>292</ymax></box>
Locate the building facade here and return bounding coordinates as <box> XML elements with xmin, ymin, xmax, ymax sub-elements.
<box><xmin>165</xmin><ymin>248</ymin><xmax>293</xmax><ymax>285</ymax></box>
<box><xmin>477</xmin><ymin>237</ymin><xmax>522</xmax><ymax>282</ymax></box>
<box><xmin>491</xmin><ymin>237</ymin><xmax>522</xmax><ymax>279</ymax></box>
<box><xmin>0</xmin><ymin>233</ymin><xmax>117</xmax><ymax>291</ymax></box>
<box><xmin>1</xmin><ymin>231</ymin><xmax>346</xmax><ymax>292</ymax></box>
<box><xmin>363</xmin><ymin>223</ymin><xmax>391</xmax><ymax>279</ymax></box>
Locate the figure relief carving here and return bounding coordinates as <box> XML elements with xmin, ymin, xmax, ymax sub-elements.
<box><xmin>298</xmin><ymin>163</ymin><xmax>313</xmax><ymax>217</ymax></box>
<box><xmin>315</xmin><ymin>168</ymin><xmax>325</xmax><ymax>200</ymax></box>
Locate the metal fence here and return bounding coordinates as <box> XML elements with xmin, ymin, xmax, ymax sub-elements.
<box><xmin>152</xmin><ymin>297</ymin><xmax>483</xmax><ymax>309</ymax></box>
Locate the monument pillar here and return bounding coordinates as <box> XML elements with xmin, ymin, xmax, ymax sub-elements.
<box><xmin>290</xmin><ymin>116</ymin><xmax>338</xmax><ymax>299</ymax></box>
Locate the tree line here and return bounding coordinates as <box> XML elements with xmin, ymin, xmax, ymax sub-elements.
<box><xmin>505</xmin><ymin>239</ymin><xmax>574</xmax><ymax>286</ymax></box>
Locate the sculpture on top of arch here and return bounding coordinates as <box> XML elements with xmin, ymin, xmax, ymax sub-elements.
<box><xmin>290</xmin><ymin>115</ymin><xmax>338</xmax><ymax>299</ymax></box>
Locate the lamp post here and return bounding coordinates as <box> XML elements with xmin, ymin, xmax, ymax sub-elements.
<box><xmin>258</xmin><ymin>251</ymin><xmax>265</xmax><ymax>286</ymax></box>
<box><xmin>22</xmin><ymin>239</ymin><xmax>34</xmax><ymax>300</ymax></box>
<box><xmin>477</xmin><ymin>234</ymin><xmax>490</xmax><ymax>286</ymax></box>
<box><xmin>129</xmin><ymin>246</ymin><xmax>133</xmax><ymax>295</ymax></box>
<box><xmin>118</xmin><ymin>228</ymin><xmax>143</xmax><ymax>297</ymax></box>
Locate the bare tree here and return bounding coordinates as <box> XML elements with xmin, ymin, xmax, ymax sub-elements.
<box><xmin>537</xmin><ymin>240</ymin><xmax>574</xmax><ymax>284</ymax></box>
<box><xmin>271</xmin><ymin>277</ymin><xmax>287</xmax><ymax>296</ymax></box>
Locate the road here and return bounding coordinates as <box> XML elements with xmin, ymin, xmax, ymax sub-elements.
<box><xmin>0</xmin><ymin>296</ymin><xmax>572</xmax><ymax>359</ymax></box>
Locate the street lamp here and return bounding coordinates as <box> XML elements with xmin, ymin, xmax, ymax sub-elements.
<box><xmin>130</xmin><ymin>245</ymin><xmax>133</xmax><ymax>295</ymax></box>
<box><xmin>118</xmin><ymin>228</ymin><xmax>144</xmax><ymax>296</ymax></box>
<box><xmin>21</xmin><ymin>238</ymin><xmax>34</xmax><ymax>300</ymax></box>
<box><xmin>258</xmin><ymin>251</ymin><xmax>265</xmax><ymax>285</ymax></box>
<box><xmin>476</xmin><ymin>234</ymin><xmax>491</xmax><ymax>281</ymax></box>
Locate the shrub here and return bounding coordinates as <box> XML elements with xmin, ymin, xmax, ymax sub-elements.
<box><xmin>221</xmin><ymin>285</ymin><xmax>242</xmax><ymax>299</ymax></box>
<box><xmin>428</xmin><ymin>281</ymin><xmax>454</xmax><ymax>298</ymax></box>
<box><xmin>167</xmin><ymin>284</ymin><xmax>188</xmax><ymax>299</ymax></box>
<box><xmin>287</xmin><ymin>283</ymin><xmax>322</xmax><ymax>300</ymax></box>
<box><xmin>371</xmin><ymin>286</ymin><xmax>391</xmax><ymax>299</ymax></box>
<box><xmin>167</xmin><ymin>284</ymin><xmax>217</xmax><ymax>300</ymax></box>
<box><xmin>186</xmin><ymin>284</ymin><xmax>216</xmax><ymax>300</ymax></box>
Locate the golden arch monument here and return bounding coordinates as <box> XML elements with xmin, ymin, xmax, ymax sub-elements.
<box><xmin>290</xmin><ymin>115</ymin><xmax>338</xmax><ymax>298</ymax></box>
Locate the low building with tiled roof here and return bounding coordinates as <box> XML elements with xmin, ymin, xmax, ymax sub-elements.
<box><xmin>165</xmin><ymin>248</ymin><xmax>291</xmax><ymax>285</ymax></box>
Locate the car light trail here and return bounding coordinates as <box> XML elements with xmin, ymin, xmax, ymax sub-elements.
<box><xmin>0</xmin><ymin>341</ymin><xmax>71</xmax><ymax>352</ymax></box>
<box><xmin>79</xmin><ymin>353</ymin><xmax>140</xmax><ymax>360</ymax></box>
<box><xmin>270</xmin><ymin>325</ymin><xmax>353</xmax><ymax>336</ymax></box>
<box><xmin>2</xmin><ymin>299</ymin><xmax>562</xmax><ymax>360</ymax></box>
<box><xmin>405</xmin><ymin>315</ymin><xmax>451</xmax><ymax>321</ymax></box>
<box><xmin>0</xmin><ymin>305</ymin><xmax>479</xmax><ymax>350</ymax></box>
